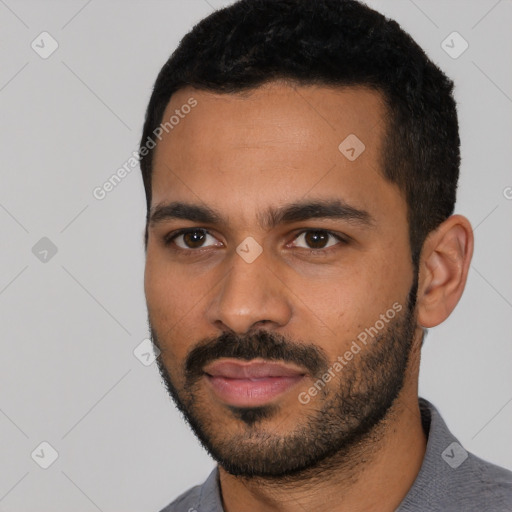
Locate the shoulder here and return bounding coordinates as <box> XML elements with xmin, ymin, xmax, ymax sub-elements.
<box><xmin>158</xmin><ymin>483</ymin><xmax>202</xmax><ymax>512</ymax></box>
<box><xmin>468</xmin><ymin>452</ymin><xmax>512</xmax><ymax>510</ymax></box>
<box><xmin>398</xmin><ymin>399</ymin><xmax>512</xmax><ymax>511</ymax></box>
<box><xmin>157</xmin><ymin>467</ymin><xmax>222</xmax><ymax>512</ymax></box>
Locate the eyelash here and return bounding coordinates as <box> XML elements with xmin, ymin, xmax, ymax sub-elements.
<box><xmin>163</xmin><ymin>228</ymin><xmax>348</xmax><ymax>256</ymax></box>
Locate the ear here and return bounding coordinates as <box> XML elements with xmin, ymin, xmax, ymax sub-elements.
<box><xmin>416</xmin><ymin>214</ymin><xmax>474</xmax><ymax>328</ymax></box>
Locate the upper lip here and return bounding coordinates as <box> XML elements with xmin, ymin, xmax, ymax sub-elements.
<box><xmin>203</xmin><ymin>359</ymin><xmax>307</xmax><ymax>379</ymax></box>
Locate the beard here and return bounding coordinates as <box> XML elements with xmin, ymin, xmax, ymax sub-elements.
<box><xmin>150</xmin><ymin>273</ymin><xmax>418</xmax><ymax>479</ymax></box>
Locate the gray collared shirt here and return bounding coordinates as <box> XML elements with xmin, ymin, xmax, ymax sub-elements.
<box><xmin>159</xmin><ymin>398</ymin><xmax>512</xmax><ymax>511</ymax></box>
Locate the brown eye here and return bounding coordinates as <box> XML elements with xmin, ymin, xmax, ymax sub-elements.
<box><xmin>304</xmin><ymin>231</ymin><xmax>329</xmax><ymax>249</ymax></box>
<box><xmin>182</xmin><ymin>230</ymin><xmax>207</xmax><ymax>248</ymax></box>
<box><xmin>291</xmin><ymin>230</ymin><xmax>344</xmax><ymax>251</ymax></box>
<box><xmin>167</xmin><ymin>229</ymin><xmax>220</xmax><ymax>250</ymax></box>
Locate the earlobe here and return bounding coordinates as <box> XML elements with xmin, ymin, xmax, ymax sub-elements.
<box><xmin>417</xmin><ymin>215</ymin><xmax>474</xmax><ymax>328</ymax></box>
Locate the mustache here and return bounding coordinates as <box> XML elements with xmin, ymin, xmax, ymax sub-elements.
<box><xmin>184</xmin><ymin>330</ymin><xmax>329</xmax><ymax>383</ymax></box>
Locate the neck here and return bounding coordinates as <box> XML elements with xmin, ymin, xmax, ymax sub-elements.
<box><xmin>218</xmin><ymin>387</ymin><xmax>426</xmax><ymax>512</ymax></box>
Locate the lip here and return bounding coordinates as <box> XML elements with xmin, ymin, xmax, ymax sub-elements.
<box><xmin>203</xmin><ymin>359</ymin><xmax>307</xmax><ymax>407</ymax></box>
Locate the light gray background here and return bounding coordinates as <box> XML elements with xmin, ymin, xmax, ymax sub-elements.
<box><xmin>0</xmin><ymin>1</ymin><xmax>511</xmax><ymax>511</ymax></box>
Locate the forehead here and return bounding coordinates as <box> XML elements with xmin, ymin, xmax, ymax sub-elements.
<box><xmin>150</xmin><ymin>82</ymin><xmax>405</xmax><ymax>229</ymax></box>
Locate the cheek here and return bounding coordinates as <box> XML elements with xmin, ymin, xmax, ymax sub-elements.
<box><xmin>145</xmin><ymin>254</ymin><xmax>174</xmax><ymax>322</ymax></box>
<box><xmin>144</xmin><ymin>250</ymin><xmax>193</xmax><ymax>358</ymax></box>
<box><xmin>145</xmin><ymin>243</ymin><xmax>192</xmax><ymax>315</ymax></box>
<box><xmin>283</xmin><ymin>267</ymin><xmax>366</xmax><ymax>354</ymax></box>
<box><xmin>295</xmin><ymin>258</ymin><xmax>407</xmax><ymax>355</ymax></box>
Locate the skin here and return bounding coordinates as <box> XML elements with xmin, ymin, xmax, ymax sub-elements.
<box><xmin>144</xmin><ymin>82</ymin><xmax>474</xmax><ymax>512</ymax></box>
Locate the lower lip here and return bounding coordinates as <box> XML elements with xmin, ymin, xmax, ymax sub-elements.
<box><xmin>205</xmin><ymin>375</ymin><xmax>304</xmax><ymax>407</ymax></box>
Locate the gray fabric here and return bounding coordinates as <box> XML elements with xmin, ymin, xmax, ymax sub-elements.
<box><xmin>159</xmin><ymin>398</ymin><xmax>512</xmax><ymax>511</ymax></box>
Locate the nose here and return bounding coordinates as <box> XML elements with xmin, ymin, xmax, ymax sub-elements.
<box><xmin>205</xmin><ymin>245</ymin><xmax>293</xmax><ymax>334</ymax></box>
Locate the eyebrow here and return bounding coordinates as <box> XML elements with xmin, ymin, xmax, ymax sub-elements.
<box><xmin>148</xmin><ymin>198</ymin><xmax>375</xmax><ymax>230</ymax></box>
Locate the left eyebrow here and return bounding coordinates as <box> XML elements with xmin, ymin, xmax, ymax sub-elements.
<box><xmin>259</xmin><ymin>198</ymin><xmax>375</xmax><ymax>230</ymax></box>
<box><xmin>148</xmin><ymin>198</ymin><xmax>375</xmax><ymax>230</ymax></box>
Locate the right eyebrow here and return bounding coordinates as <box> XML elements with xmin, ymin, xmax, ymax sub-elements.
<box><xmin>149</xmin><ymin>202</ymin><xmax>222</xmax><ymax>227</ymax></box>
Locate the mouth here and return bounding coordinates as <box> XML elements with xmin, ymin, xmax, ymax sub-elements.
<box><xmin>203</xmin><ymin>358</ymin><xmax>307</xmax><ymax>407</ymax></box>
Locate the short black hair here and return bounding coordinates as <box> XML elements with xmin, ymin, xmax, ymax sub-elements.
<box><xmin>140</xmin><ymin>0</ymin><xmax>460</xmax><ymax>268</ymax></box>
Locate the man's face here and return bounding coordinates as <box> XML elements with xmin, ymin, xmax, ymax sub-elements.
<box><xmin>144</xmin><ymin>83</ymin><xmax>419</xmax><ymax>477</ymax></box>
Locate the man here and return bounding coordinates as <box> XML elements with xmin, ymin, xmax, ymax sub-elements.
<box><xmin>139</xmin><ymin>0</ymin><xmax>512</xmax><ymax>510</ymax></box>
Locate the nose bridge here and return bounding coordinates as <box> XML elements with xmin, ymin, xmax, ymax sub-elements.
<box><xmin>206</xmin><ymin>245</ymin><xmax>292</xmax><ymax>333</ymax></box>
